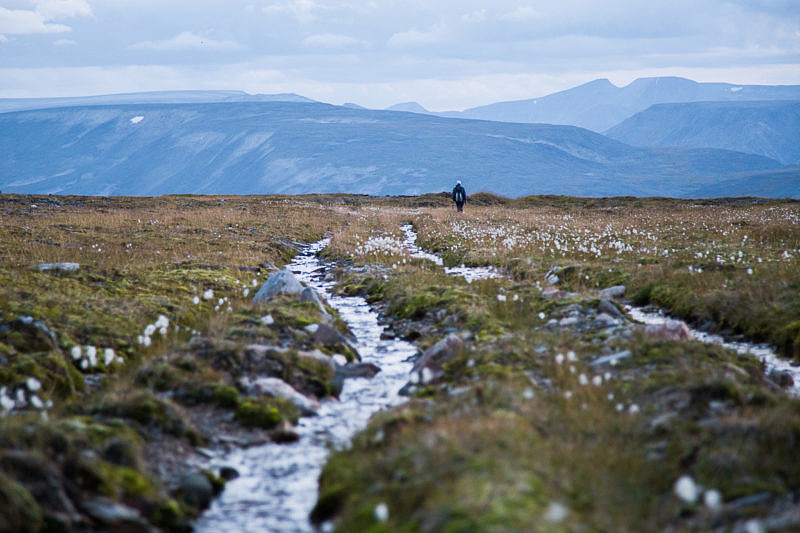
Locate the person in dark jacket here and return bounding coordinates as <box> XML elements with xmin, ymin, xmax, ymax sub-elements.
<box><xmin>452</xmin><ymin>180</ymin><xmax>466</xmax><ymax>212</ymax></box>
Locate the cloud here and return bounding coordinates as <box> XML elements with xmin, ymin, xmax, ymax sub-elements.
<box><xmin>128</xmin><ymin>31</ymin><xmax>244</xmax><ymax>52</ymax></box>
<box><xmin>302</xmin><ymin>33</ymin><xmax>366</xmax><ymax>49</ymax></box>
<box><xmin>33</xmin><ymin>0</ymin><xmax>93</xmax><ymax>20</ymax></box>
<box><xmin>497</xmin><ymin>7</ymin><xmax>537</xmax><ymax>22</ymax></box>
<box><xmin>53</xmin><ymin>37</ymin><xmax>76</xmax><ymax>46</ymax></box>
<box><xmin>387</xmin><ymin>24</ymin><xmax>447</xmax><ymax>48</ymax></box>
<box><xmin>0</xmin><ymin>7</ymin><xmax>71</xmax><ymax>36</ymax></box>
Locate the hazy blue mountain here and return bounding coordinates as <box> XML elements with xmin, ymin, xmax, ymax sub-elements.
<box><xmin>0</xmin><ymin>101</ymin><xmax>794</xmax><ymax>198</ymax></box>
<box><xmin>0</xmin><ymin>90</ymin><xmax>316</xmax><ymax>114</ymax></box>
<box><xmin>605</xmin><ymin>101</ymin><xmax>800</xmax><ymax>165</ymax></box>
<box><xmin>437</xmin><ymin>77</ymin><xmax>800</xmax><ymax>132</ymax></box>
<box><xmin>385</xmin><ymin>102</ymin><xmax>431</xmax><ymax>114</ymax></box>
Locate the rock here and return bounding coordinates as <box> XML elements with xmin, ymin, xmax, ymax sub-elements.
<box><xmin>269</xmin><ymin>420</ymin><xmax>301</xmax><ymax>444</ymax></box>
<box><xmin>544</xmin><ymin>267</ymin><xmax>562</xmax><ymax>285</ymax></box>
<box><xmin>590</xmin><ymin>350</ymin><xmax>632</xmax><ymax>366</ymax></box>
<box><xmin>558</xmin><ymin>316</ymin><xmax>580</xmax><ymax>327</ymax></box>
<box><xmin>177</xmin><ymin>471</ymin><xmax>214</xmax><ymax>509</ymax></box>
<box><xmin>644</xmin><ymin>320</ymin><xmax>692</xmax><ymax>341</ymax></box>
<box><xmin>251</xmin><ymin>269</ymin><xmax>304</xmax><ymax>303</ymax></box>
<box><xmin>541</xmin><ymin>287</ymin><xmax>577</xmax><ymax>300</ymax></box>
<box><xmin>300</xmin><ymin>287</ymin><xmax>330</xmax><ymax>315</ymax></box>
<box><xmin>768</xmin><ymin>369</ymin><xmax>794</xmax><ymax>389</ymax></box>
<box><xmin>219</xmin><ymin>466</ymin><xmax>239</xmax><ymax>481</ymax></box>
<box><xmin>412</xmin><ymin>334</ymin><xmax>463</xmax><ymax>374</ymax></box>
<box><xmin>598</xmin><ymin>285</ymin><xmax>626</xmax><ymax>299</ymax></box>
<box><xmin>82</xmin><ymin>497</ymin><xmax>148</xmax><ymax>531</ymax></box>
<box><xmin>0</xmin><ymin>316</ymin><xmax>59</xmax><ymax>352</ymax></box>
<box><xmin>335</xmin><ymin>362</ymin><xmax>381</xmax><ymax>379</ymax></box>
<box><xmin>312</xmin><ymin>323</ymin><xmax>360</xmax><ymax>360</ymax></box>
<box><xmin>32</xmin><ymin>262</ymin><xmax>80</xmax><ymax>272</ymax></box>
<box><xmin>598</xmin><ymin>299</ymin><xmax>626</xmax><ymax>320</ymax></box>
<box><xmin>240</xmin><ymin>376</ymin><xmax>320</xmax><ymax>415</ymax></box>
<box><xmin>102</xmin><ymin>438</ymin><xmax>141</xmax><ymax>469</ymax></box>
<box><xmin>593</xmin><ymin>313</ymin><xmax>619</xmax><ymax>328</ymax></box>
<box><xmin>0</xmin><ymin>451</ymin><xmax>76</xmax><ymax>517</ymax></box>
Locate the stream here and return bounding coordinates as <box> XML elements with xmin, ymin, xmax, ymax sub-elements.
<box><xmin>196</xmin><ymin>226</ymin><xmax>800</xmax><ymax>531</ymax></box>
<box><xmin>195</xmin><ymin>239</ymin><xmax>417</xmax><ymax>533</ymax></box>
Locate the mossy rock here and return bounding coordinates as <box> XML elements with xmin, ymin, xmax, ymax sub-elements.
<box><xmin>0</xmin><ymin>472</ymin><xmax>42</xmax><ymax>533</ymax></box>
<box><xmin>213</xmin><ymin>385</ymin><xmax>239</xmax><ymax>409</ymax></box>
<box><xmin>235</xmin><ymin>400</ymin><xmax>282</xmax><ymax>429</ymax></box>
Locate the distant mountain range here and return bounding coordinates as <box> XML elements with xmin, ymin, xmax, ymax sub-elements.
<box><xmin>0</xmin><ymin>90</ymin><xmax>316</xmax><ymax>114</ymax></box>
<box><xmin>1</xmin><ymin>101</ymin><xmax>796</xmax><ymax>198</ymax></box>
<box><xmin>606</xmin><ymin>101</ymin><xmax>800</xmax><ymax>165</ymax></box>
<box><xmin>386</xmin><ymin>77</ymin><xmax>800</xmax><ymax>132</ymax></box>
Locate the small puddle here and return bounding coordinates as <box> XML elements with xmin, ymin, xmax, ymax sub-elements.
<box><xmin>195</xmin><ymin>240</ymin><xmax>416</xmax><ymax>533</ymax></box>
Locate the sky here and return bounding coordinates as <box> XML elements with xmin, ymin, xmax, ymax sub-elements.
<box><xmin>1</xmin><ymin>0</ymin><xmax>799</xmax><ymax>110</ymax></box>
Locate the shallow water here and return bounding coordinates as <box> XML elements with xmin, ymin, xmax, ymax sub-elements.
<box><xmin>627</xmin><ymin>306</ymin><xmax>800</xmax><ymax>396</ymax></box>
<box><xmin>195</xmin><ymin>239</ymin><xmax>416</xmax><ymax>533</ymax></box>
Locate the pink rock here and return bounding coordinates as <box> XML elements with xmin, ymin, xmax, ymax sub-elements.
<box><xmin>644</xmin><ymin>320</ymin><xmax>692</xmax><ymax>341</ymax></box>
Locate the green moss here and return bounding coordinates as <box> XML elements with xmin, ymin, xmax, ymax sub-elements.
<box><xmin>235</xmin><ymin>400</ymin><xmax>282</xmax><ymax>429</ymax></box>
<box><xmin>213</xmin><ymin>385</ymin><xmax>239</xmax><ymax>409</ymax></box>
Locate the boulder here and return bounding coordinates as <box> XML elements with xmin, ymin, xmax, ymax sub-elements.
<box><xmin>643</xmin><ymin>320</ymin><xmax>692</xmax><ymax>341</ymax></box>
<box><xmin>300</xmin><ymin>287</ymin><xmax>330</xmax><ymax>316</ymax></box>
<box><xmin>598</xmin><ymin>285</ymin><xmax>626</xmax><ymax>299</ymax></box>
<box><xmin>251</xmin><ymin>269</ymin><xmax>304</xmax><ymax>303</ymax></box>
<box><xmin>598</xmin><ymin>299</ymin><xmax>626</xmax><ymax>320</ymax></box>
<box><xmin>412</xmin><ymin>334</ymin><xmax>463</xmax><ymax>374</ymax></box>
<box><xmin>335</xmin><ymin>362</ymin><xmax>381</xmax><ymax>379</ymax></box>
<box><xmin>176</xmin><ymin>472</ymin><xmax>214</xmax><ymax>509</ymax></box>
<box><xmin>768</xmin><ymin>369</ymin><xmax>795</xmax><ymax>389</ymax></box>
<box><xmin>240</xmin><ymin>376</ymin><xmax>319</xmax><ymax>415</ymax></box>
<box><xmin>312</xmin><ymin>323</ymin><xmax>360</xmax><ymax>360</ymax></box>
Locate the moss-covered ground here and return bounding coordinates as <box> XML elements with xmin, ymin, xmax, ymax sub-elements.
<box><xmin>2</xmin><ymin>193</ymin><xmax>799</xmax><ymax>532</ymax></box>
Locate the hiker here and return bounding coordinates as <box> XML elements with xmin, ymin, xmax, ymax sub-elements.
<box><xmin>452</xmin><ymin>180</ymin><xmax>466</xmax><ymax>212</ymax></box>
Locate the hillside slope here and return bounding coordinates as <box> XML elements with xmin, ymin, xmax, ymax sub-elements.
<box><xmin>605</xmin><ymin>101</ymin><xmax>800</xmax><ymax>165</ymax></box>
<box><xmin>0</xmin><ymin>101</ymin><xmax>792</xmax><ymax>198</ymax></box>
<box><xmin>439</xmin><ymin>77</ymin><xmax>800</xmax><ymax>132</ymax></box>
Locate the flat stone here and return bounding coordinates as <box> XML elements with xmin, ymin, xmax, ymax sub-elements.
<box><xmin>82</xmin><ymin>497</ymin><xmax>144</xmax><ymax>526</ymax></box>
<box><xmin>240</xmin><ymin>376</ymin><xmax>319</xmax><ymax>415</ymax></box>
<box><xmin>598</xmin><ymin>299</ymin><xmax>626</xmax><ymax>320</ymax></box>
<box><xmin>590</xmin><ymin>350</ymin><xmax>632</xmax><ymax>366</ymax></box>
<box><xmin>32</xmin><ymin>262</ymin><xmax>80</xmax><ymax>272</ymax></box>
<box><xmin>598</xmin><ymin>285</ymin><xmax>626</xmax><ymax>299</ymax></box>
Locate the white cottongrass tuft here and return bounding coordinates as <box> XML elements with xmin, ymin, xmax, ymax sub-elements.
<box><xmin>71</xmin><ymin>346</ymin><xmax>82</xmax><ymax>360</ymax></box>
<box><xmin>563</xmin><ymin>390</ymin><xmax>573</xmax><ymax>400</ymax></box>
<box><xmin>30</xmin><ymin>395</ymin><xmax>44</xmax><ymax>409</ymax></box>
<box><xmin>703</xmin><ymin>489</ymin><xmax>722</xmax><ymax>510</ymax></box>
<box><xmin>742</xmin><ymin>519</ymin><xmax>765</xmax><ymax>533</ymax></box>
<box><xmin>85</xmin><ymin>346</ymin><xmax>97</xmax><ymax>367</ymax></box>
<box><xmin>538</xmin><ymin>312</ymin><xmax>546</xmax><ymax>320</ymax></box>
<box><xmin>497</xmin><ymin>294</ymin><xmax>506</xmax><ymax>302</ymax></box>
<box><xmin>218</xmin><ymin>298</ymin><xmax>224</xmax><ymax>306</ymax></box>
<box><xmin>243</xmin><ymin>288</ymin><xmax>250</xmax><ymax>297</ymax></box>
<box><xmin>159</xmin><ymin>327</ymin><xmax>168</xmax><ymax>335</ymax></box>
<box><xmin>567</xmin><ymin>351</ymin><xmax>577</xmax><ymax>362</ymax></box>
<box><xmin>192</xmin><ymin>296</ymin><xmax>200</xmax><ymax>305</ymax></box>
<box><xmin>544</xmin><ymin>501</ymin><xmax>568</xmax><ymax>523</ymax></box>
<box><xmin>674</xmin><ymin>475</ymin><xmax>699</xmax><ymax>504</ymax></box>
<box><xmin>154</xmin><ymin>315</ymin><xmax>169</xmax><ymax>329</ymax></box>
<box><xmin>373</xmin><ymin>502</ymin><xmax>389</xmax><ymax>522</ymax></box>
<box><xmin>202</xmin><ymin>289</ymin><xmax>214</xmax><ymax>301</ymax></box>
<box><xmin>142</xmin><ymin>336</ymin><xmax>151</xmax><ymax>347</ymax></box>
<box><xmin>555</xmin><ymin>353</ymin><xmax>565</xmax><ymax>365</ymax></box>
<box><xmin>592</xmin><ymin>375</ymin><xmax>603</xmax><ymax>386</ymax></box>
<box><xmin>260</xmin><ymin>315</ymin><xmax>275</xmax><ymax>325</ymax></box>
<box><xmin>144</xmin><ymin>324</ymin><xmax>156</xmax><ymax>336</ymax></box>
<box><xmin>578</xmin><ymin>374</ymin><xmax>589</xmax><ymax>386</ymax></box>
<box><xmin>26</xmin><ymin>377</ymin><xmax>41</xmax><ymax>392</ymax></box>
<box><xmin>628</xmin><ymin>404</ymin><xmax>640</xmax><ymax>414</ymax></box>
<box><xmin>104</xmin><ymin>348</ymin><xmax>115</xmax><ymax>366</ymax></box>
<box><xmin>523</xmin><ymin>388</ymin><xmax>535</xmax><ymax>399</ymax></box>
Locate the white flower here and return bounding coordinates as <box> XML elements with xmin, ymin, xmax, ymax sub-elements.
<box><xmin>578</xmin><ymin>374</ymin><xmax>589</xmax><ymax>386</ymax></box>
<box><xmin>563</xmin><ymin>390</ymin><xmax>573</xmax><ymax>400</ymax></box>
<box><xmin>26</xmin><ymin>377</ymin><xmax>41</xmax><ymax>392</ymax></box>
<box><xmin>243</xmin><ymin>288</ymin><xmax>250</xmax><ymax>297</ymax></box>
<box><xmin>703</xmin><ymin>489</ymin><xmax>722</xmax><ymax>510</ymax></box>
<box><xmin>159</xmin><ymin>327</ymin><xmax>167</xmax><ymax>336</ymax></box>
<box><xmin>202</xmin><ymin>289</ymin><xmax>214</xmax><ymax>301</ymax></box>
<box><xmin>136</xmin><ymin>335</ymin><xmax>145</xmax><ymax>345</ymax></box>
<box><xmin>154</xmin><ymin>315</ymin><xmax>169</xmax><ymax>329</ymax></box>
<box><xmin>743</xmin><ymin>519</ymin><xmax>765</xmax><ymax>533</ymax></box>
<box><xmin>85</xmin><ymin>346</ymin><xmax>97</xmax><ymax>367</ymax></box>
<box><xmin>615</xmin><ymin>403</ymin><xmax>624</xmax><ymax>411</ymax></box>
<box><xmin>251</xmin><ymin>279</ymin><xmax>258</xmax><ymax>287</ymax></box>
<box><xmin>523</xmin><ymin>388</ymin><xmax>534</xmax><ymax>399</ymax></box>
<box><xmin>81</xmin><ymin>359</ymin><xmax>89</xmax><ymax>370</ymax></box>
<box><xmin>592</xmin><ymin>375</ymin><xmax>603</xmax><ymax>386</ymax></box>
<box><xmin>373</xmin><ymin>502</ymin><xmax>389</xmax><ymax>522</ymax></box>
<box><xmin>104</xmin><ymin>348</ymin><xmax>115</xmax><ymax>366</ymax></box>
<box><xmin>747</xmin><ymin>268</ymin><xmax>753</xmax><ymax>275</ymax></box>
<box><xmin>555</xmin><ymin>353</ymin><xmax>565</xmax><ymax>365</ymax></box>
<box><xmin>497</xmin><ymin>294</ymin><xmax>506</xmax><ymax>302</ymax></box>
<box><xmin>0</xmin><ymin>394</ymin><xmax>14</xmax><ymax>411</ymax></box>
<box><xmin>30</xmin><ymin>395</ymin><xmax>44</xmax><ymax>409</ymax></box>
<box><xmin>628</xmin><ymin>404</ymin><xmax>640</xmax><ymax>414</ymax></box>
<box><xmin>116</xmin><ymin>356</ymin><xmax>125</xmax><ymax>364</ymax></box>
<box><xmin>71</xmin><ymin>346</ymin><xmax>82</xmax><ymax>360</ymax></box>
<box><xmin>567</xmin><ymin>351</ymin><xmax>577</xmax><ymax>362</ymax></box>
<box><xmin>538</xmin><ymin>312</ymin><xmax>546</xmax><ymax>320</ymax></box>
<box><xmin>607</xmin><ymin>392</ymin><xmax>615</xmax><ymax>400</ymax></box>
<box><xmin>260</xmin><ymin>315</ymin><xmax>275</xmax><ymax>325</ymax></box>
<box><xmin>192</xmin><ymin>296</ymin><xmax>200</xmax><ymax>305</ymax></box>
<box><xmin>144</xmin><ymin>324</ymin><xmax>156</xmax><ymax>336</ymax></box>
<box><xmin>674</xmin><ymin>475</ymin><xmax>699</xmax><ymax>504</ymax></box>
<box><xmin>218</xmin><ymin>298</ymin><xmax>224</xmax><ymax>306</ymax></box>
<box><xmin>142</xmin><ymin>336</ymin><xmax>151</xmax><ymax>347</ymax></box>
<box><xmin>544</xmin><ymin>501</ymin><xmax>568</xmax><ymax>523</ymax></box>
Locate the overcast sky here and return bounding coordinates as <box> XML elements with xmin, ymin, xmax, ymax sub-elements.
<box><xmin>1</xmin><ymin>0</ymin><xmax>799</xmax><ymax>110</ymax></box>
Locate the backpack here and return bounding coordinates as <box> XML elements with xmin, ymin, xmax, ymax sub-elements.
<box><xmin>455</xmin><ymin>187</ymin><xmax>464</xmax><ymax>203</ymax></box>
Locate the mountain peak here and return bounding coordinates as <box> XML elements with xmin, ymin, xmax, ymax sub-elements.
<box><xmin>386</xmin><ymin>102</ymin><xmax>430</xmax><ymax>114</ymax></box>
